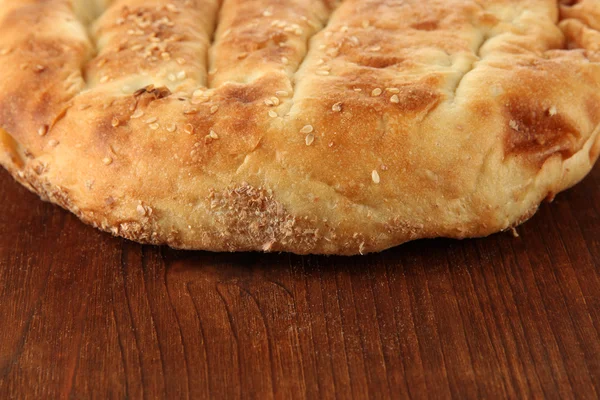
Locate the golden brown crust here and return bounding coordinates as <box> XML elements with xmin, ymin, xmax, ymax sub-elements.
<box><xmin>1</xmin><ymin>0</ymin><xmax>600</xmax><ymax>255</ymax></box>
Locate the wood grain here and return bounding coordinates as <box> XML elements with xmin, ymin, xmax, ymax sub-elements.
<box><xmin>1</xmin><ymin>165</ymin><xmax>599</xmax><ymax>399</ymax></box>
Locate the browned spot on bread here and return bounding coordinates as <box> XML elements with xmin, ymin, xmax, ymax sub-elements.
<box><xmin>353</xmin><ymin>55</ymin><xmax>405</xmax><ymax>69</ymax></box>
<box><xmin>220</xmin><ymin>83</ymin><xmax>264</xmax><ymax>104</ymax></box>
<box><xmin>92</xmin><ymin>111</ymin><xmax>121</xmax><ymax>149</ymax></box>
<box><xmin>476</xmin><ymin>12</ymin><xmax>501</xmax><ymax>28</ymax></box>
<box><xmin>411</xmin><ymin>20</ymin><xmax>439</xmax><ymax>31</ymax></box>
<box><xmin>396</xmin><ymin>85</ymin><xmax>442</xmax><ymax>114</ymax></box>
<box><xmin>504</xmin><ymin>100</ymin><xmax>581</xmax><ymax>164</ymax></box>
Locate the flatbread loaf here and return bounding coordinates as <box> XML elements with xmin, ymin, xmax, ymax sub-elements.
<box><xmin>1</xmin><ymin>0</ymin><xmax>599</xmax><ymax>254</ymax></box>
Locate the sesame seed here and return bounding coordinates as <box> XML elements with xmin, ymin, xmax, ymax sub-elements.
<box><xmin>102</xmin><ymin>157</ymin><xmax>113</xmax><ymax>165</ymax></box>
<box><xmin>316</xmin><ymin>69</ymin><xmax>330</xmax><ymax>76</ymax></box>
<box><xmin>131</xmin><ymin>110</ymin><xmax>144</xmax><ymax>119</ymax></box>
<box><xmin>332</xmin><ymin>102</ymin><xmax>342</xmax><ymax>112</ymax></box>
<box><xmin>387</xmin><ymin>88</ymin><xmax>400</xmax><ymax>94</ymax></box>
<box><xmin>305</xmin><ymin>133</ymin><xmax>315</xmax><ymax>146</ymax></box>
<box><xmin>300</xmin><ymin>125</ymin><xmax>314</xmax><ymax>134</ymax></box>
<box><xmin>136</xmin><ymin>204</ymin><xmax>146</xmax><ymax>215</ymax></box>
<box><xmin>354</xmin><ymin>88</ymin><xmax>362</xmax><ymax>92</ymax></box>
<box><xmin>371</xmin><ymin>88</ymin><xmax>382</xmax><ymax>96</ymax></box>
<box><xmin>192</xmin><ymin>89</ymin><xmax>204</xmax><ymax>97</ymax></box>
<box><xmin>166</xmin><ymin>123</ymin><xmax>177</xmax><ymax>132</ymax></box>
<box><xmin>281</xmin><ymin>56</ymin><xmax>289</xmax><ymax>65</ymax></box>
<box><xmin>372</xmin><ymin>170</ymin><xmax>380</xmax><ymax>184</ymax></box>
<box><xmin>48</xmin><ymin>139</ymin><xmax>59</xmax><ymax>148</ymax></box>
<box><xmin>549</xmin><ymin>106</ymin><xmax>557</xmax><ymax>116</ymax></box>
<box><xmin>367</xmin><ymin>45</ymin><xmax>381</xmax><ymax>52</ymax></box>
<box><xmin>390</xmin><ymin>95</ymin><xmax>400</xmax><ymax>103</ymax></box>
<box><xmin>208</xmin><ymin>130</ymin><xmax>219</xmax><ymax>139</ymax></box>
<box><xmin>184</xmin><ymin>124</ymin><xmax>194</xmax><ymax>134</ymax></box>
<box><xmin>145</xmin><ymin>117</ymin><xmax>158</xmax><ymax>124</ymax></box>
<box><xmin>275</xmin><ymin>90</ymin><xmax>289</xmax><ymax>97</ymax></box>
<box><xmin>270</xmin><ymin>96</ymin><xmax>280</xmax><ymax>106</ymax></box>
<box><xmin>176</xmin><ymin>57</ymin><xmax>186</xmax><ymax>65</ymax></box>
<box><xmin>268</xmin><ymin>110</ymin><xmax>278</xmax><ymax>118</ymax></box>
<box><xmin>149</xmin><ymin>123</ymin><xmax>160</xmax><ymax>130</ymax></box>
<box><xmin>38</xmin><ymin>125</ymin><xmax>48</xmax><ymax>136</ymax></box>
<box><xmin>210</xmin><ymin>105</ymin><xmax>219</xmax><ymax>114</ymax></box>
<box><xmin>111</xmin><ymin>118</ymin><xmax>120</xmax><ymax>127</ymax></box>
<box><xmin>168</xmin><ymin>74</ymin><xmax>176</xmax><ymax>82</ymax></box>
<box><xmin>183</xmin><ymin>108</ymin><xmax>198</xmax><ymax>115</ymax></box>
<box><xmin>99</xmin><ymin>76</ymin><xmax>109</xmax><ymax>83</ymax></box>
<box><xmin>264</xmin><ymin>99</ymin><xmax>274</xmax><ymax>106</ymax></box>
<box><xmin>263</xmin><ymin>9</ymin><xmax>273</xmax><ymax>17</ymax></box>
<box><xmin>509</xmin><ymin>120</ymin><xmax>519</xmax><ymax>131</ymax></box>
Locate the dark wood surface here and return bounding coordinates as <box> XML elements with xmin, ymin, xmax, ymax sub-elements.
<box><xmin>1</xmin><ymin>165</ymin><xmax>600</xmax><ymax>400</ymax></box>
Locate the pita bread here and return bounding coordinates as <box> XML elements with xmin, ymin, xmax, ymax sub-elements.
<box><xmin>1</xmin><ymin>0</ymin><xmax>599</xmax><ymax>254</ymax></box>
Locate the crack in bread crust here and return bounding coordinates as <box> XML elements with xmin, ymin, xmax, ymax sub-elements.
<box><xmin>1</xmin><ymin>0</ymin><xmax>600</xmax><ymax>255</ymax></box>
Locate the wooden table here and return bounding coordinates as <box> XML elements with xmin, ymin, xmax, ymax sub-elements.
<box><xmin>1</xmin><ymin>165</ymin><xmax>599</xmax><ymax>399</ymax></box>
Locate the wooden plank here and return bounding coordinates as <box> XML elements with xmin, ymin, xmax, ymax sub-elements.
<box><xmin>1</xmin><ymin>166</ymin><xmax>599</xmax><ymax>399</ymax></box>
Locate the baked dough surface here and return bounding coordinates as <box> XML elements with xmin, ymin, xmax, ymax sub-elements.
<box><xmin>1</xmin><ymin>0</ymin><xmax>600</xmax><ymax>254</ymax></box>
